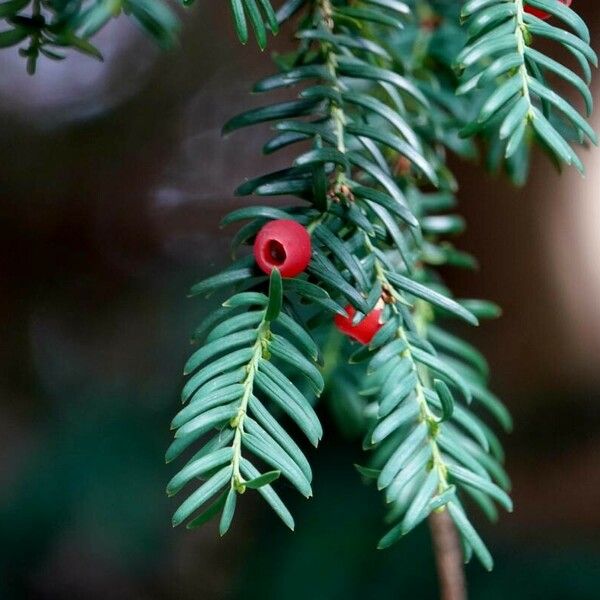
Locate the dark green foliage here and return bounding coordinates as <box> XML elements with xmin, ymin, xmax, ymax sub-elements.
<box><xmin>458</xmin><ymin>0</ymin><xmax>598</xmax><ymax>178</ymax></box>
<box><xmin>0</xmin><ymin>0</ymin><xmax>283</xmax><ymax>70</ymax></box>
<box><xmin>164</xmin><ymin>0</ymin><xmax>582</xmax><ymax>572</ymax></box>
<box><xmin>7</xmin><ymin>0</ymin><xmax>595</xmax><ymax>579</ymax></box>
<box><xmin>167</xmin><ymin>286</ymin><xmax>324</xmax><ymax>530</ymax></box>
<box><xmin>0</xmin><ymin>0</ymin><xmax>180</xmax><ymax>72</ymax></box>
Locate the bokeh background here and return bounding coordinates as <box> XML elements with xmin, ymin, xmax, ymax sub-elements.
<box><xmin>1</xmin><ymin>3</ymin><xmax>600</xmax><ymax>599</ymax></box>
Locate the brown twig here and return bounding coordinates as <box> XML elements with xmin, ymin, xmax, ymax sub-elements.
<box><xmin>429</xmin><ymin>510</ymin><xmax>467</xmax><ymax>600</ymax></box>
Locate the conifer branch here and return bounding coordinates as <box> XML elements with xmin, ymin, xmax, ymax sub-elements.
<box><xmin>167</xmin><ymin>0</ymin><xmax>515</xmax><ymax>574</ymax></box>
<box><xmin>457</xmin><ymin>0</ymin><xmax>598</xmax><ymax>179</ymax></box>
<box><xmin>7</xmin><ymin>0</ymin><xmax>597</xmax><ymax>593</ymax></box>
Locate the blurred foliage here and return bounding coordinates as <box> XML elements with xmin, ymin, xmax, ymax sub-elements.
<box><xmin>0</xmin><ymin>0</ymin><xmax>179</xmax><ymax>73</ymax></box>
<box><xmin>2</xmin><ymin>401</ymin><xmax>599</xmax><ymax>598</ymax></box>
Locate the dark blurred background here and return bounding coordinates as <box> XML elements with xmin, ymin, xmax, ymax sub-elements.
<box><xmin>1</xmin><ymin>3</ymin><xmax>600</xmax><ymax>599</ymax></box>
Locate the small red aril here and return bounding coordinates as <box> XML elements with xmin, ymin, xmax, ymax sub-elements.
<box><xmin>335</xmin><ymin>305</ymin><xmax>383</xmax><ymax>345</ymax></box>
<box><xmin>524</xmin><ymin>0</ymin><xmax>572</xmax><ymax>20</ymax></box>
<box><xmin>253</xmin><ymin>219</ymin><xmax>312</xmax><ymax>278</ymax></box>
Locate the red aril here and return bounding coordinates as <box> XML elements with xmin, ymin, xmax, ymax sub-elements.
<box><xmin>524</xmin><ymin>0</ymin><xmax>572</xmax><ymax>20</ymax></box>
<box><xmin>334</xmin><ymin>305</ymin><xmax>383</xmax><ymax>345</ymax></box>
<box><xmin>253</xmin><ymin>219</ymin><xmax>312</xmax><ymax>278</ymax></box>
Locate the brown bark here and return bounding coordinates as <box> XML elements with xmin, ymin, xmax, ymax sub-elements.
<box><xmin>429</xmin><ymin>510</ymin><xmax>467</xmax><ymax>600</ymax></box>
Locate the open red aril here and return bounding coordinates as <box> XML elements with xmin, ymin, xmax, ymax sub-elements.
<box><xmin>524</xmin><ymin>0</ymin><xmax>572</xmax><ymax>20</ymax></box>
<box><xmin>253</xmin><ymin>219</ymin><xmax>312</xmax><ymax>278</ymax></box>
<box><xmin>334</xmin><ymin>305</ymin><xmax>383</xmax><ymax>345</ymax></box>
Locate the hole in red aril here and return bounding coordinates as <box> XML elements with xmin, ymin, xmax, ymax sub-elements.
<box><xmin>265</xmin><ymin>239</ymin><xmax>287</xmax><ymax>266</ymax></box>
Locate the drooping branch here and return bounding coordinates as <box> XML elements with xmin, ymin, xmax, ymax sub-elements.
<box><xmin>167</xmin><ymin>1</ymin><xmax>514</xmax><ymax>573</ymax></box>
